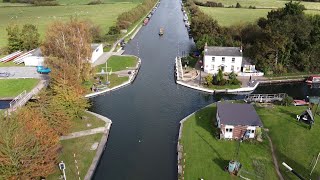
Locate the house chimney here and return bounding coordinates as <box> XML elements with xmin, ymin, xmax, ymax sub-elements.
<box><xmin>239</xmin><ymin>46</ymin><xmax>243</xmax><ymax>53</ymax></box>
<box><xmin>204</xmin><ymin>42</ymin><xmax>208</xmax><ymax>52</ymax></box>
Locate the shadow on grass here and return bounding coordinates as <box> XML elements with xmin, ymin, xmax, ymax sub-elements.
<box><xmin>279</xmin><ymin>107</ymin><xmax>310</xmax><ymax>130</ymax></box>
<box><xmin>194</xmin><ymin>106</ymin><xmax>218</xmax><ymax>138</ymax></box>
<box><xmin>276</xmin><ymin>149</ymin><xmax>319</xmax><ymax>180</ymax></box>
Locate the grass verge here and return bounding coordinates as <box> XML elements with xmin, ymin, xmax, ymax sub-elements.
<box><xmin>206</xmin><ymin>84</ymin><xmax>241</xmax><ymax>90</ymax></box>
<box><xmin>256</xmin><ymin>105</ymin><xmax>320</xmax><ymax>179</ymax></box>
<box><xmin>0</xmin><ymin>61</ymin><xmax>24</xmax><ymax>67</ymax></box>
<box><xmin>70</xmin><ymin>111</ymin><xmax>106</xmax><ymax>132</ymax></box>
<box><xmin>96</xmin><ymin>55</ymin><xmax>138</xmax><ymax>72</ymax></box>
<box><xmin>200</xmin><ymin>7</ymin><xmax>320</xmax><ymax>27</ymax></box>
<box><xmin>180</xmin><ymin>105</ymin><xmax>277</xmax><ymax>179</ymax></box>
<box><xmin>47</xmin><ymin>133</ymin><xmax>103</xmax><ymax>179</ymax></box>
<box><xmin>0</xmin><ymin>78</ymin><xmax>39</xmax><ymax>98</ymax></box>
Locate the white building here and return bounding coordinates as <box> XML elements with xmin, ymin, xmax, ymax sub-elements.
<box><xmin>23</xmin><ymin>48</ymin><xmax>44</xmax><ymax>66</ymax></box>
<box><xmin>91</xmin><ymin>43</ymin><xmax>103</xmax><ymax>64</ymax></box>
<box><xmin>203</xmin><ymin>45</ymin><xmax>242</xmax><ymax>74</ymax></box>
<box><xmin>23</xmin><ymin>44</ymin><xmax>103</xmax><ymax>66</ymax></box>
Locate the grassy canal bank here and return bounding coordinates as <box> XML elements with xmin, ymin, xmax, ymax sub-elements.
<box><xmin>180</xmin><ymin>104</ymin><xmax>320</xmax><ymax>180</ymax></box>
<box><xmin>0</xmin><ymin>78</ymin><xmax>39</xmax><ymax>98</ymax></box>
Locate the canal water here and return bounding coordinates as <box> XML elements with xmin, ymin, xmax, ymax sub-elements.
<box><xmin>90</xmin><ymin>0</ymin><xmax>320</xmax><ymax>179</ymax></box>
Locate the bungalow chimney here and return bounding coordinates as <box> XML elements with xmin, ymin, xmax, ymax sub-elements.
<box><xmin>204</xmin><ymin>42</ymin><xmax>208</xmax><ymax>52</ymax></box>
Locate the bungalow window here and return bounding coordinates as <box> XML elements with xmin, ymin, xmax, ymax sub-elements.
<box><xmin>212</xmin><ymin>57</ymin><xmax>215</xmax><ymax>62</ymax></box>
<box><xmin>232</xmin><ymin>58</ymin><xmax>235</xmax><ymax>63</ymax></box>
<box><xmin>251</xmin><ymin>129</ymin><xmax>255</xmax><ymax>134</ymax></box>
<box><xmin>225</xmin><ymin>128</ymin><xmax>233</xmax><ymax>132</ymax></box>
<box><xmin>222</xmin><ymin>57</ymin><xmax>225</xmax><ymax>62</ymax></box>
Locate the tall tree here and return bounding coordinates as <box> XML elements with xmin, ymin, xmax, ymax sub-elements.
<box><xmin>42</xmin><ymin>19</ymin><xmax>92</xmax><ymax>80</ymax></box>
<box><xmin>20</xmin><ymin>24</ymin><xmax>40</xmax><ymax>51</ymax></box>
<box><xmin>6</xmin><ymin>24</ymin><xmax>22</xmax><ymax>53</ymax></box>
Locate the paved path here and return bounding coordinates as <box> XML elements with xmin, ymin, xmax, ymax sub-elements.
<box><xmin>0</xmin><ymin>67</ymin><xmax>46</xmax><ymax>79</ymax></box>
<box><xmin>92</xmin><ymin>51</ymin><xmax>125</xmax><ymax>67</ymax></box>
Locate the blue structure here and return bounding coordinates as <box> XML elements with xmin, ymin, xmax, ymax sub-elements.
<box><xmin>37</xmin><ymin>66</ymin><xmax>51</xmax><ymax>74</ymax></box>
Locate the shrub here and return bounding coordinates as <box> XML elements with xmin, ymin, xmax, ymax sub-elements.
<box><xmin>236</xmin><ymin>2</ymin><xmax>241</xmax><ymax>8</ymax></box>
<box><xmin>88</xmin><ymin>0</ymin><xmax>102</xmax><ymax>5</ymax></box>
<box><xmin>204</xmin><ymin>75</ymin><xmax>213</xmax><ymax>86</ymax></box>
<box><xmin>281</xmin><ymin>96</ymin><xmax>294</xmax><ymax>106</ymax></box>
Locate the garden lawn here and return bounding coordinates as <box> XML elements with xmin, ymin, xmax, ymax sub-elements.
<box><xmin>108</xmin><ymin>74</ymin><xmax>129</xmax><ymax>88</ymax></box>
<box><xmin>0</xmin><ymin>3</ymin><xmax>137</xmax><ymax>48</ymax></box>
<box><xmin>47</xmin><ymin>133</ymin><xmax>103</xmax><ymax>179</ymax></box>
<box><xmin>181</xmin><ymin>105</ymin><xmax>278</xmax><ymax>180</ymax></box>
<box><xmin>0</xmin><ymin>78</ymin><xmax>39</xmax><ymax>98</ymax></box>
<box><xmin>256</xmin><ymin>105</ymin><xmax>320</xmax><ymax>179</ymax></box>
<box><xmin>196</xmin><ymin>0</ymin><xmax>320</xmax><ymax>10</ymax></box>
<box><xmin>70</xmin><ymin>111</ymin><xmax>106</xmax><ymax>132</ymax></box>
<box><xmin>96</xmin><ymin>55</ymin><xmax>138</xmax><ymax>72</ymax></box>
<box><xmin>200</xmin><ymin>7</ymin><xmax>320</xmax><ymax>27</ymax></box>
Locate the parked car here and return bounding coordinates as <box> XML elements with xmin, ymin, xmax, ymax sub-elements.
<box><xmin>37</xmin><ymin>66</ymin><xmax>51</xmax><ymax>74</ymax></box>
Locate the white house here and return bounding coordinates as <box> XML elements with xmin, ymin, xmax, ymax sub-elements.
<box><xmin>91</xmin><ymin>43</ymin><xmax>103</xmax><ymax>64</ymax></box>
<box><xmin>23</xmin><ymin>44</ymin><xmax>103</xmax><ymax>66</ymax></box>
<box><xmin>203</xmin><ymin>45</ymin><xmax>243</xmax><ymax>74</ymax></box>
<box><xmin>23</xmin><ymin>48</ymin><xmax>44</xmax><ymax>66</ymax></box>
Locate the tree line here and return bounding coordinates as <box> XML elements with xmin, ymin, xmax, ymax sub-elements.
<box><xmin>0</xmin><ymin>19</ymin><xmax>92</xmax><ymax>179</ymax></box>
<box><xmin>185</xmin><ymin>0</ymin><xmax>320</xmax><ymax>75</ymax></box>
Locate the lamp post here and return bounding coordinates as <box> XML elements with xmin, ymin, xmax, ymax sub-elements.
<box><xmin>59</xmin><ymin>161</ymin><xmax>66</xmax><ymax>180</ymax></box>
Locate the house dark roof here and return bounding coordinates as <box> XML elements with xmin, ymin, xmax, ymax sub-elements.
<box><xmin>217</xmin><ymin>102</ymin><xmax>263</xmax><ymax>127</ymax></box>
<box><xmin>205</xmin><ymin>46</ymin><xmax>242</xmax><ymax>57</ymax></box>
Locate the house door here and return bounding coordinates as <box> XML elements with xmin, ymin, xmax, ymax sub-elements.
<box><xmin>247</xmin><ymin>126</ymin><xmax>256</xmax><ymax>138</ymax></box>
<box><xmin>224</xmin><ymin>126</ymin><xmax>234</xmax><ymax>139</ymax></box>
<box><xmin>221</xmin><ymin>66</ymin><xmax>225</xmax><ymax>72</ymax></box>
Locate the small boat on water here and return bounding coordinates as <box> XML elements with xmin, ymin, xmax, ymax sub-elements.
<box><xmin>293</xmin><ymin>99</ymin><xmax>309</xmax><ymax>106</ymax></box>
<box><xmin>306</xmin><ymin>75</ymin><xmax>320</xmax><ymax>84</ymax></box>
<box><xmin>159</xmin><ymin>27</ymin><xmax>164</xmax><ymax>36</ymax></box>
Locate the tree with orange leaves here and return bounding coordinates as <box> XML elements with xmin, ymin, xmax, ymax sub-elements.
<box><xmin>0</xmin><ymin>107</ymin><xmax>60</xmax><ymax>179</ymax></box>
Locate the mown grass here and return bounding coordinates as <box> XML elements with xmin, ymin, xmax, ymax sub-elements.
<box><xmin>70</xmin><ymin>111</ymin><xmax>106</xmax><ymax>132</ymax></box>
<box><xmin>0</xmin><ymin>3</ymin><xmax>138</xmax><ymax>48</ymax></box>
<box><xmin>206</xmin><ymin>84</ymin><xmax>241</xmax><ymax>90</ymax></box>
<box><xmin>57</xmin><ymin>0</ymin><xmax>143</xmax><ymax>5</ymax></box>
<box><xmin>200</xmin><ymin>7</ymin><xmax>320</xmax><ymax>27</ymax></box>
<box><xmin>47</xmin><ymin>133</ymin><xmax>103</xmax><ymax>179</ymax></box>
<box><xmin>107</xmin><ymin>74</ymin><xmax>129</xmax><ymax>88</ymax></box>
<box><xmin>0</xmin><ymin>61</ymin><xmax>24</xmax><ymax>67</ymax></box>
<box><xmin>0</xmin><ymin>78</ymin><xmax>39</xmax><ymax>98</ymax></box>
<box><xmin>96</xmin><ymin>55</ymin><xmax>138</xmax><ymax>72</ymax></box>
<box><xmin>196</xmin><ymin>0</ymin><xmax>320</xmax><ymax>10</ymax></box>
<box><xmin>256</xmin><ymin>105</ymin><xmax>320</xmax><ymax>179</ymax></box>
<box><xmin>181</xmin><ymin>105</ymin><xmax>278</xmax><ymax>180</ymax></box>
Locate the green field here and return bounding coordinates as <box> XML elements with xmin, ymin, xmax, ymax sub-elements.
<box><xmin>0</xmin><ymin>78</ymin><xmax>39</xmax><ymax>98</ymax></box>
<box><xmin>197</xmin><ymin>0</ymin><xmax>320</xmax><ymax>10</ymax></box>
<box><xmin>96</xmin><ymin>55</ymin><xmax>138</xmax><ymax>72</ymax></box>
<box><xmin>257</xmin><ymin>105</ymin><xmax>320</xmax><ymax>179</ymax></box>
<box><xmin>200</xmin><ymin>7</ymin><xmax>320</xmax><ymax>26</ymax></box>
<box><xmin>0</xmin><ymin>3</ymin><xmax>138</xmax><ymax>48</ymax></box>
<box><xmin>181</xmin><ymin>105</ymin><xmax>278</xmax><ymax>180</ymax></box>
<box><xmin>70</xmin><ymin>111</ymin><xmax>106</xmax><ymax>132</ymax></box>
<box><xmin>47</xmin><ymin>133</ymin><xmax>103</xmax><ymax>179</ymax></box>
<box><xmin>57</xmin><ymin>0</ymin><xmax>143</xmax><ymax>5</ymax></box>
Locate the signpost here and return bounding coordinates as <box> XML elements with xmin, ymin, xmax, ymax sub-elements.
<box><xmin>59</xmin><ymin>161</ymin><xmax>66</xmax><ymax>180</ymax></box>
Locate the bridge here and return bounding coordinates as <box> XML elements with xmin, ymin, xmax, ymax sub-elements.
<box><xmin>244</xmin><ymin>93</ymin><xmax>287</xmax><ymax>103</ymax></box>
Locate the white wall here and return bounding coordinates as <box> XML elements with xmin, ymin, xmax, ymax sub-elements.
<box><xmin>204</xmin><ymin>55</ymin><xmax>242</xmax><ymax>74</ymax></box>
<box><xmin>91</xmin><ymin>44</ymin><xmax>103</xmax><ymax>63</ymax></box>
<box><xmin>24</xmin><ymin>56</ymin><xmax>44</xmax><ymax>66</ymax></box>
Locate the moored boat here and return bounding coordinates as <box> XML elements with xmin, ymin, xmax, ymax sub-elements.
<box><xmin>159</xmin><ymin>27</ymin><xmax>164</xmax><ymax>36</ymax></box>
<box><xmin>293</xmin><ymin>99</ymin><xmax>309</xmax><ymax>106</ymax></box>
<box><xmin>306</xmin><ymin>75</ymin><xmax>320</xmax><ymax>84</ymax></box>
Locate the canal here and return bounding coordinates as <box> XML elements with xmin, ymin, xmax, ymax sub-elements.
<box><xmin>90</xmin><ymin>0</ymin><xmax>320</xmax><ymax>179</ymax></box>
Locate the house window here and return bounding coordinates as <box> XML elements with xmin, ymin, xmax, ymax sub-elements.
<box><xmin>222</xmin><ymin>57</ymin><xmax>225</xmax><ymax>62</ymax></box>
<box><xmin>212</xmin><ymin>57</ymin><xmax>215</xmax><ymax>62</ymax></box>
<box><xmin>226</xmin><ymin>128</ymin><xmax>233</xmax><ymax>132</ymax></box>
<box><xmin>232</xmin><ymin>58</ymin><xmax>235</xmax><ymax>63</ymax></box>
<box><xmin>231</xmin><ymin>65</ymin><xmax>234</xmax><ymax>71</ymax></box>
<box><xmin>212</xmin><ymin>65</ymin><xmax>215</xmax><ymax>70</ymax></box>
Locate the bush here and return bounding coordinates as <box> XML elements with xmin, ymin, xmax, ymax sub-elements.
<box><xmin>236</xmin><ymin>2</ymin><xmax>241</xmax><ymax>8</ymax></box>
<box><xmin>281</xmin><ymin>96</ymin><xmax>294</xmax><ymax>106</ymax></box>
<box><xmin>249</xmin><ymin>5</ymin><xmax>256</xmax><ymax>9</ymax></box>
<box><xmin>204</xmin><ymin>75</ymin><xmax>213</xmax><ymax>86</ymax></box>
<box><xmin>88</xmin><ymin>0</ymin><xmax>102</xmax><ymax>5</ymax></box>
<box><xmin>194</xmin><ymin>1</ymin><xmax>223</xmax><ymax>7</ymax></box>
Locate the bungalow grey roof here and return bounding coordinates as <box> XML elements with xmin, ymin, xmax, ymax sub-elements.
<box><xmin>217</xmin><ymin>102</ymin><xmax>263</xmax><ymax>127</ymax></box>
<box><xmin>205</xmin><ymin>46</ymin><xmax>242</xmax><ymax>57</ymax></box>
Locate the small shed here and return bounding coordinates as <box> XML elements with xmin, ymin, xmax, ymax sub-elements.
<box><xmin>216</xmin><ymin>102</ymin><xmax>263</xmax><ymax>139</ymax></box>
<box><xmin>23</xmin><ymin>48</ymin><xmax>44</xmax><ymax>66</ymax></box>
<box><xmin>91</xmin><ymin>44</ymin><xmax>103</xmax><ymax>64</ymax></box>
